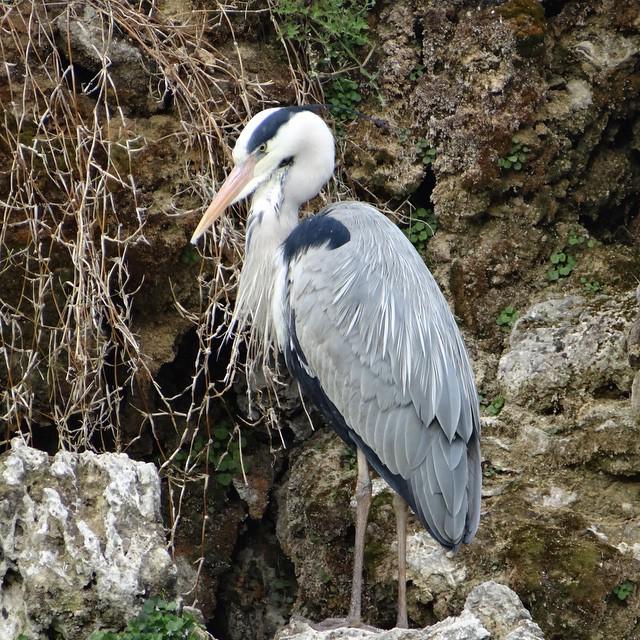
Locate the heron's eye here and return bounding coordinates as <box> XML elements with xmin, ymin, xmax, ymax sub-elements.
<box><xmin>258</xmin><ymin>143</ymin><xmax>268</xmax><ymax>153</ymax></box>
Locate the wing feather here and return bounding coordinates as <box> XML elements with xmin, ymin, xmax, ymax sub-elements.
<box><xmin>282</xmin><ymin>202</ymin><xmax>481</xmax><ymax>548</ymax></box>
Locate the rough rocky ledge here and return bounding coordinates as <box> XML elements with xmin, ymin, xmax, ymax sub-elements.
<box><xmin>0</xmin><ymin>439</ymin><xmax>176</xmax><ymax>640</ymax></box>
<box><xmin>275</xmin><ymin>581</ymin><xmax>545</xmax><ymax>640</ymax></box>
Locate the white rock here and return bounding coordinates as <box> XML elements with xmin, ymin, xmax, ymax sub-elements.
<box><xmin>541</xmin><ymin>487</ymin><xmax>577</xmax><ymax>509</ymax></box>
<box><xmin>274</xmin><ymin>581</ymin><xmax>543</xmax><ymax>640</ymax></box>
<box><xmin>0</xmin><ymin>439</ymin><xmax>176</xmax><ymax>640</ymax></box>
<box><xmin>498</xmin><ymin>294</ymin><xmax>635</xmax><ymax>409</ymax></box>
<box><xmin>406</xmin><ymin>533</ymin><xmax>467</xmax><ymax>594</ymax></box>
<box><xmin>274</xmin><ymin>611</ymin><xmax>489</xmax><ymax>639</ymax></box>
<box><xmin>464</xmin><ymin>581</ymin><xmax>544</xmax><ymax>640</ymax></box>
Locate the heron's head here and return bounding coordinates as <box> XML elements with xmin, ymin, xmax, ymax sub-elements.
<box><xmin>191</xmin><ymin>106</ymin><xmax>335</xmax><ymax>243</ymax></box>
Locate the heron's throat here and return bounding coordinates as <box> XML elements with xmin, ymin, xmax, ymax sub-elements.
<box><xmin>230</xmin><ymin>171</ymin><xmax>298</xmax><ymax>362</ymax></box>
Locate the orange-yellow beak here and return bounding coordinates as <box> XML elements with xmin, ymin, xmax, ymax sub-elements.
<box><xmin>190</xmin><ymin>156</ymin><xmax>257</xmax><ymax>244</ymax></box>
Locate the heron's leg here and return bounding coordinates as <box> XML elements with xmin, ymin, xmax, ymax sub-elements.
<box><xmin>347</xmin><ymin>448</ymin><xmax>371</xmax><ymax>625</ymax></box>
<box><xmin>393</xmin><ymin>493</ymin><xmax>408</xmax><ymax>628</ymax></box>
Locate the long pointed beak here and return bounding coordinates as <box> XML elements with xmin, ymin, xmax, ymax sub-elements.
<box><xmin>190</xmin><ymin>156</ymin><xmax>257</xmax><ymax>244</ymax></box>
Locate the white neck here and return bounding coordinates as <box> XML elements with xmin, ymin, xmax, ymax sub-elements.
<box><xmin>227</xmin><ymin>108</ymin><xmax>336</xmax><ymax>365</ymax></box>
<box><xmin>229</xmin><ymin>170</ymin><xmax>296</xmax><ymax>362</ymax></box>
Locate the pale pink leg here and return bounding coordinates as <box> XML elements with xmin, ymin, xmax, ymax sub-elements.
<box><xmin>393</xmin><ymin>492</ymin><xmax>408</xmax><ymax>628</ymax></box>
<box><xmin>347</xmin><ymin>449</ymin><xmax>372</xmax><ymax>625</ymax></box>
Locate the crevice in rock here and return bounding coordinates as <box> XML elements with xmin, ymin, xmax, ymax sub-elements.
<box><xmin>592</xmin><ymin>383</ymin><xmax>630</xmax><ymax>401</ymax></box>
<box><xmin>541</xmin><ymin>0</ymin><xmax>569</xmax><ymax>18</ymax></box>
<box><xmin>538</xmin><ymin>400</ymin><xmax>564</xmax><ymax>416</ymax></box>
<box><xmin>1</xmin><ymin>568</ymin><xmax>22</xmax><ymax>589</ymax></box>
<box><xmin>6</xmin><ymin>421</ymin><xmax>60</xmax><ymax>456</ymax></box>
<box><xmin>155</xmin><ymin>315</ymin><xmax>235</xmax><ymax>414</ymax></box>
<box><xmin>582</xmin><ymin>205</ymin><xmax>637</xmax><ymax>245</ymax></box>
<box><xmin>208</xmin><ymin>506</ymin><xmax>297</xmax><ymax>640</ymax></box>
<box><xmin>411</xmin><ymin>168</ymin><xmax>437</xmax><ymax>212</ymax></box>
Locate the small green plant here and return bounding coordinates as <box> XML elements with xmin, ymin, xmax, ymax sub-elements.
<box><xmin>547</xmin><ymin>251</ymin><xmax>577</xmax><ymax>280</ymax></box>
<box><xmin>496</xmin><ymin>306</ymin><xmax>518</xmax><ymax>329</ymax></box>
<box><xmin>326</xmin><ymin>77</ymin><xmax>362</xmax><ymax>115</ymax></box>
<box><xmin>210</xmin><ymin>423</ymin><xmax>246</xmax><ymax>487</ymax></box>
<box><xmin>275</xmin><ymin>0</ymin><xmax>373</xmax><ymax>62</ymax></box>
<box><xmin>612</xmin><ymin>580</ymin><xmax>635</xmax><ymax>602</ymax></box>
<box><xmin>483</xmin><ymin>464</ymin><xmax>498</xmax><ymax>479</ymax></box>
<box><xmin>409</xmin><ymin>64</ymin><xmax>425</xmax><ymax>81</ymax></box>
<box><xmin>173</xmin><ymin>423</ymin><xmax>247</xmax><ymax>488</ymax></box>
<box><xmin>547</xmin><ymin>229</ymin><xmax>594</xmax><ymax>282</ymax></box>
<box><xmin>567</xmin><ymin>230</ymin><xmax>595</xmax><ymax>249</ymax></box>
<box><xmin>416</xmin><ymin>139</ymin><xmax>437</xmax><ymax>166</ymax></box>
<box><xmin>180</xmin><ymin>245</ymin><xmax>200</xmax><ymax>266</ymax></box>
<box><xmin>498</xmin><ymin>139</ymin><xmax>531</xmax><ymax>171</ymax></box>
<box><xmin>89</xmin><ymin>598</ymin><xmax>205</xmax><ymax>639</ymax></box>
<box><xmin>397</xmin><ymin>127</ymin><xmax>410</xmax><ymax>144</ymax></box>
<box><xmin>484</xmin><ymin>396</ymin><xmax>506</xmax><ymax>416</ymax></box>
<box><xmin>580</xmin><ymin>277</ymin><xmax>603</xmax><ymax>293</ymax></box>
<box><xmin>405</xmin><ymin>207</ymin><xmax>437</xmax><ymax>253</ymax></box>
<box><xmin>274</xmin><ymin>0</ymin><xmax>375</xmax><ymax>122</ymax></box>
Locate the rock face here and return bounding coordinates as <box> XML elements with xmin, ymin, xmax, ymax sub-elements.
<box><xmin>55</xmin><ymin>3</ymin><xmax>159</xmax><ymax>115</ymax></box>
<box><xmin>0</xmin><ymin>439</ymin><xmax>176</xmax><ymax>640</ymax></box>
<box><xmin>274</xmin><ymin>580</ymin><xmax>544</xmax><ymax>639</ymax></box>
<box><xmin>1</xmin><ymin>0</ymin><xmax>640</xmax><ymax>639</ymax></box>
<box><xmin>276</xmin><ymin>429</ymin><xmax>476</xmax><ymax>628</ymax></box>
<box><xmin>498</xmin><ymin>293</ymin><xmax>636</xmax><ymax>410</ymax></box>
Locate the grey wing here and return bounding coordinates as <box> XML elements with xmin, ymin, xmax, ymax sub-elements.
<box><xmin>281</xmin><ymin>202</ymin><xmax>481</xmax><ymax>548</ymax></box>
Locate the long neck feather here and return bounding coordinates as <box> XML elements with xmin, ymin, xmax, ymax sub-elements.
<box><xmin>228</xmin><ymin>171</ymin><xmax>297</xmax><ymax>365</ymax></box>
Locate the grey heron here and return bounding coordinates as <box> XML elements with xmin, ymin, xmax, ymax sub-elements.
<box><xmin>191</xmin><ymin>106</ymin><xmax>481</xmax><ymax>629</ymax></box>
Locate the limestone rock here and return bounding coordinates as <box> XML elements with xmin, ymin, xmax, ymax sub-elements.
<box><xmin>275</xmin><ymin>429</ymin><xmax>356</xmax><ymax>621</ymax></box>
<box><xmin>55</xmin><ymin>3</ymin><xmax>159</xmax><ymax>114</ymax></box>
<box><xmin>273</xmin><ymin>581</ymin><xmax>543</xmax><ymax>639</ymax></box>
<box><xmin>498</xmin><ymin>293</ymin><xmax>636</xmax><ymax>410</ymax></box>
<box><xmin>0</xmin><ymin>439</ymin><xmax>176</xmax><ymax>640</ymax></box>
<box><xmin>551</xmin><ymin>399</ymin><xmax>640</xmax><ymax>476</ymax></box>
<box><xmin>464</xmin><ymin>581</ymin><xmax>544</xmax><ymax>640</ymax></box>
<box><xmin>274</xmin><ymin>614</ymin><xmax>488</xmax><ymax>639</ymax></box>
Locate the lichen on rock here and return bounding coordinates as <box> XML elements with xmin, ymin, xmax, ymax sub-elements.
<box><xmin>274</xmin><ymin>580</ymin><xmax>543</xmax><ymax>639</ymax></box>
<box><xmin>0</xmin><ymin>439</ymin><xmax>176</xmax><ymax>640</ymax></box>
<box><xmin>498</xmin><ymin>293</ymin><xmax>636</xmax><ymax>411</ymax></box>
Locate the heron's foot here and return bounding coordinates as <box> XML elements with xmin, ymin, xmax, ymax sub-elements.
<box><xmin>310</xmin><ymin>617</ymin><xmax>380</xmax><ymax>632</ymax></box>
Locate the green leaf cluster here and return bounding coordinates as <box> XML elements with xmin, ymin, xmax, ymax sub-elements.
<box><xmin>327</xmin><ymin>77</ymin><xmax>362</xmax><ymax>114</ymax></box>
<box><xmin>89</xmin><ymin>598</ymin><xmax>205</xmax><ymax>640</ymax></box>
<box><xmin>180</xmin><ymin>245</ymin><xmax>200</xmax><ymax>266</ymax></box>
<box><xmin>612</xmin><ymin>580</ymin><xmax>635</xmax><ymax>602</ymax></box>
<box><xmin>547</xmin><ymin>251</ymin><xmax>576</xmax><ymax>280</ymax></box>
<box><xmin>416</xmin><ymin>139</ymin><xmax>436</xmax><ymax>166</ymax></box>
<box><xmin>404</xmin><ymin>208</ymin><xmax>437</xmax><ymax>253</ymax></box>
<box><xmin>498</xmin><ymin>139</ymin><xmax>530</xmax><ymax>171</ymax></box>
<box><xmin>484</xmin><ymin>395</ymin><xmax>506</xmax><ymax>416</ymax></box>
<box><xmin>496</xmin><ymin>306</ymin><xmax>518</xmax><ymax>329</ymax></box>
<box><xmin>210</xmin><ymin>424</ymin><xmax>245</xmax><ymax>487</ymax></box>
<box><xmin>580</xmin><ymin>277</ymin><xmax>603</xmax><ymax>294</ymax></box>
<box><xmin>173</xmin><ymin>423</ymin><xmax>247</xmax><ymax>488</ymax></box>
<box><xmin>547</xmin><ymin>230</ymin><xmax>596</xmax><ymax>282</ymax></box>
<box><xmin>409</xmin><ymin>64</ymin><xmax>425</xmax><ymax>81</ymax></box>
<box><xmin>275</xmin><ymin>0</ymin><xmax>372</xmax><ymax>62</ymax></box>
<box><xmin>567</xmin><ymin>230</ymin><xmax>595</xmax><ymax>249</ymax></box>
<box><xmin>273</xmin><ymin>0</ymin><xmax>375</xmax><ymax>121</ymax></box>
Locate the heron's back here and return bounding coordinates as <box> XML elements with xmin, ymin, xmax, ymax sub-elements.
<box><xmin>279</xmin><ymin>202</ymin><xmax>481</xmax><ymax>548</ymax></box>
